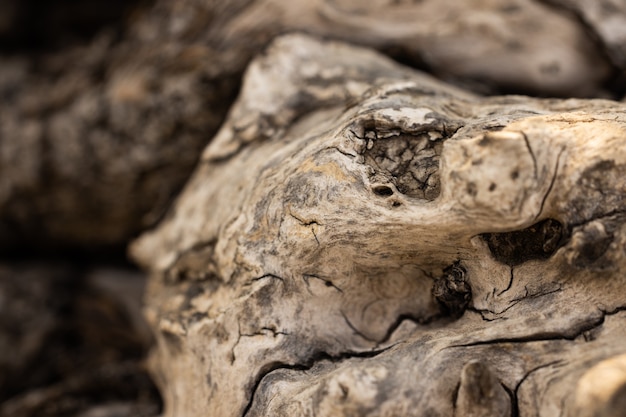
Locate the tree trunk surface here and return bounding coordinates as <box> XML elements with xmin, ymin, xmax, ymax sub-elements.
<box><xmin>131</xmin><ymin>34</ymin><xmax>626</xmax><ymax>417</ymax></box>
<box><xmin>2</xmin><ymin>1</ymin><xmax>626</xmax><ymax>417</ymax></box>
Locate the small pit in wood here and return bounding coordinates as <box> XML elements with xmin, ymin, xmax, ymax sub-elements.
<box><xmin>363</xmin><ymin>131</ymin><xmax>443</xmax><ymax>200</ymax></box>
<box><xmin>372</xmin><ymin>185</ymin><xmax>394</xmax><ymax>197</ymax></box>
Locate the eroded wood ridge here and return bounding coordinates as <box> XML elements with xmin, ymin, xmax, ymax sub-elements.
<box><xmin>4</xmin><ymin>0</ymin><xmax>626</xmax><ymax>251</ymax></box>
<box><xmin>131</xmin><ymin>35</ymin><xmax>626</xmax><ymax>417</ymax></box>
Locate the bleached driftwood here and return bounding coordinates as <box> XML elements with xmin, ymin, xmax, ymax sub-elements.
<box><xmin>0</xmin><ymin>0</ymin><xmax>615</xmax><ymax>250</ymax></box>
<box><xmin>131</xmin><ymin>35</ymin><xmax>626</xmax><ymax>417</ymax></box>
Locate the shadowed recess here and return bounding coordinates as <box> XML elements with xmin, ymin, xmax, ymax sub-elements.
<box><xmin>481</xmin><ymin>219</ymin><xmax>564</xmax><ymax>266</ymax></box>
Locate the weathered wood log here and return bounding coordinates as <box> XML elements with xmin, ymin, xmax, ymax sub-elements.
<box><xmin>0</xmin><ymin>265</ymin><xmax>158</xmax><ymax>417</ymax></box>
<box><xmin>0</xmin><ymin>265</ymin><xmax>74</xmax><ymax>401</ymax></box>
<box><xmin>0</xmin><ymin>32</ymin><xmax>237</xmax><ymax>250</ymax></box>
<box><xmin>0</xmin><ymin>0</ymin><xmax>616</xmax><ymax>250</ymax></box>
<box><xmin>131</xmin><ymin>34</ymin><xmax>626</xmax><ymax>417</ymax></box>
<box><xmin>548</xmin><ymin>0</ymin><xmax>626</xmax><ymax>69</ymax></box>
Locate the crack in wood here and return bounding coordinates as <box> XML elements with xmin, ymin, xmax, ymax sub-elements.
<box><xmin>302</xmin><ymin>274</ymin><xmax>343</xmax><ymax>293</ymax></box>
<box><xmin>535</xmin><ymin>147</ymin><xmax>565</xmax><ymax>222</ymax></box>
<box><xmin>241</xmin><ymin>346</ymin><xmax>394</xmax><ymax>417</ymax></box>
<box><xmin>447</xmin><ymin>313</ymin><xmax>605</xmax><ymax>349</ymax></box>
<box><xmin>127</xmin><ymin>34</ymin><xmax>626</xmax><ymax>417</ymax></box>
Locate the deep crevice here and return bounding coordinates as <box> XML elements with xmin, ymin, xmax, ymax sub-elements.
<box><xmin>501</xmin><ymin>382</ymin><xmax>518</xmax><ymax>417</ymax></box>
<box><xmin>512</xmin><ymin>360</ymin><xmax>563</xmax><ymax>417</ymax></box>
<box><xmin>481</xmin><ymin>218</ymin><xmax>565</xmax><ymax>266</ymax></box>
<box><xmin>600</xmin><ymin>305</ymin><xmax>626</xmax><ymax>316</ymax></box>
<box><xmin>451</xmin><ymin>381</ymin><xmax>461</xmax><ymax>411</ymax></box>
<box><xmin>447</xmin><ymin>313</ymin><xmax>605</xmax><ymax>349</ymax></box>
<box><xmin>241</xmin><ymin>345</ymin><xmax>393</xmax><ymax>417</ymax></box>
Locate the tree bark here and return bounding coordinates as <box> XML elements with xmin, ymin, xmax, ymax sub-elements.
<box><xmin>131</xmin><ymin>34</ymin><xmax>626</xmax><ymax>417</ymax></box>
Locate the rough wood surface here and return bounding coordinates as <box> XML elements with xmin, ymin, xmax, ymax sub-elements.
<box><xmin>3</xmin><ymin>1</ymin><xmax>626</xmax><ymax>415</ymax></box>
<box><xmin>0</xmin><ymin>0</ymin><xmax>618</xmax><ymax>250</ymax></box>
<box><xmin>131</xmin><ymin>34</ymin><xmax>626</xmax><ymax>417</ymax></box>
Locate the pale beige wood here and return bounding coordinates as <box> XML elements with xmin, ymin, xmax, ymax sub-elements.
<box><xmin>131</xmin><ymin>34</ymin><xmax>626</xmax><ymax>417</ymax></box>
<box><xmin>0</xmin><ymin>0</ymin><xmax>615</xmax><ymax>250</ymax></box>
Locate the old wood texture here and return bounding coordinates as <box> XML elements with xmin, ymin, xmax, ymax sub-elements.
<box><xmin>131</xmin><ymin>35</ymin><xmax>626</xmax><ymax>417</ymax></box>
<box><xmin>0</xmin><ymin>0</ymin><xmax>620</xmax><ymax>251</ymax></box>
